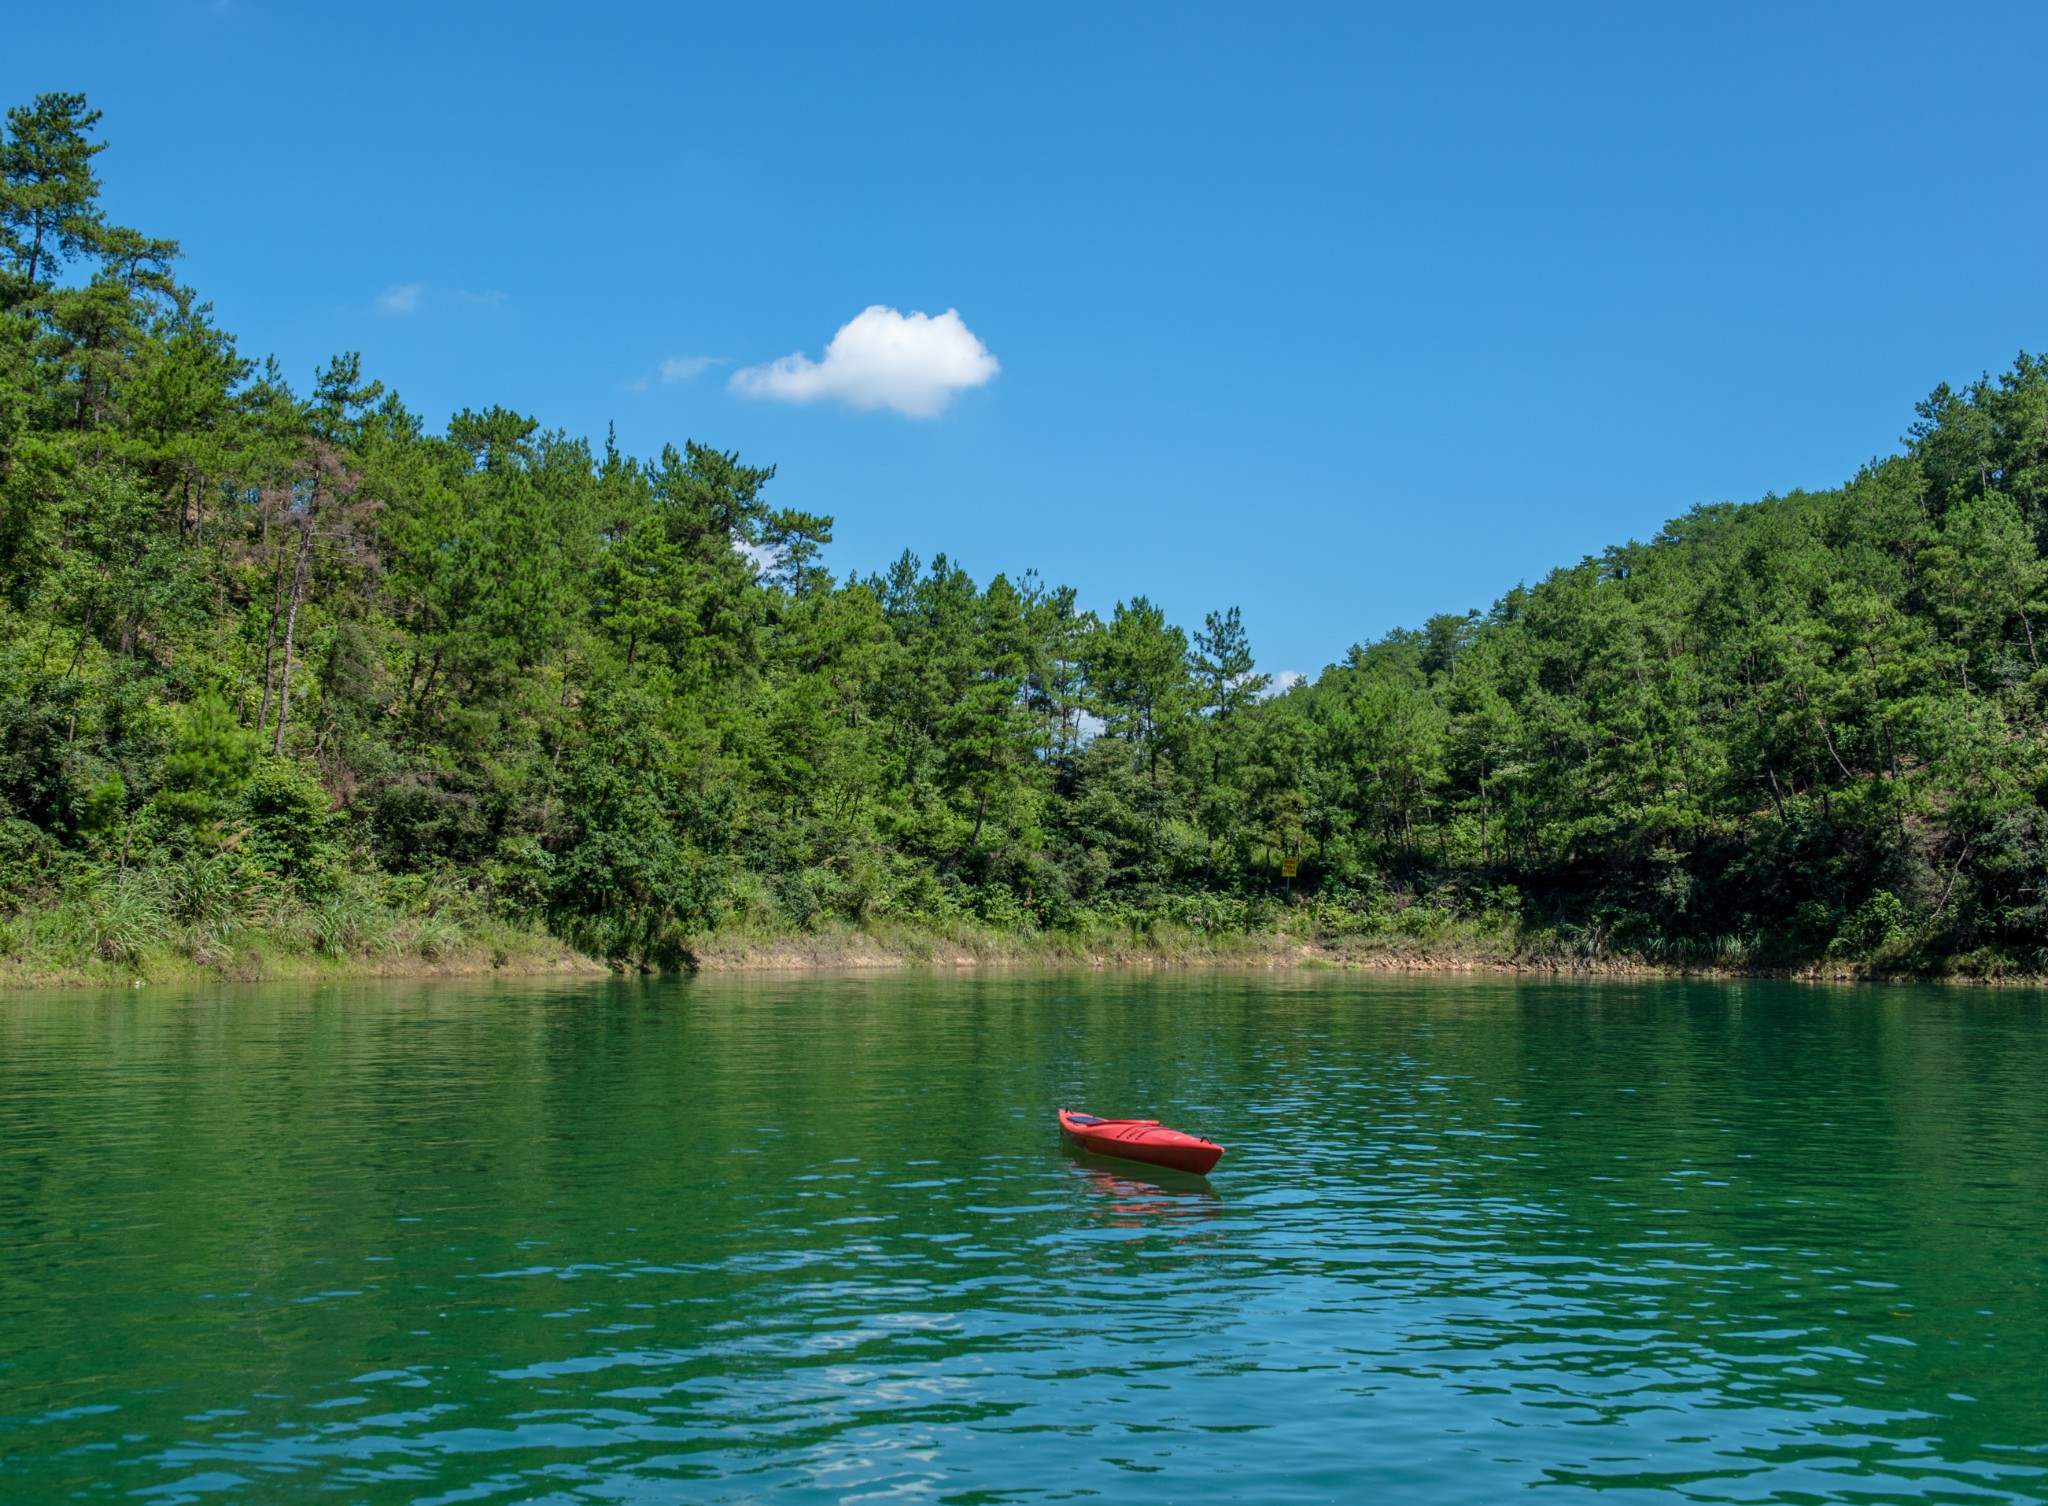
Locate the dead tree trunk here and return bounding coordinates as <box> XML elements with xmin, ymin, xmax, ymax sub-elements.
<box><xmin>272</xmin><ymin>518</ymin><xmax>312</xmax><ymax>756</ymax></box>
<box><xmin>257</xmin><ymin>538</ymin><xmax>287</xmax><ymax>735</ymax></box>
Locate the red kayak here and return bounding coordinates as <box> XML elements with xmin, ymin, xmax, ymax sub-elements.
<box><xmin>1059</xmin><ymin>1108</ymin><xmax>1225</xmax><ymax>1176</ymax></box>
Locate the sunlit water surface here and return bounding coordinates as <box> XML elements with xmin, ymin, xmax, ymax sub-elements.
<box><xmin>2</xmin><ymin>973</ymin><xmax>2045</xmax><ymax>1503</ymax></box>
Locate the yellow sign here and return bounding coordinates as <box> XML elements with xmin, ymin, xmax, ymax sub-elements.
<box><xmin>1280</xmin><ymin>857</ymin><xmax>1299</xmax><ymax>877</ymax></box>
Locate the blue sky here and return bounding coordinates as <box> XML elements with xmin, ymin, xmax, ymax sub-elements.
<box><xmin>10</xmin><ymin>2</ymin><xmax>2048</xmax><ymax>679</ymax></box>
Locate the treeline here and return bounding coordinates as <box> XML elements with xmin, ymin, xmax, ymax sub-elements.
<box><xmin>5</xmin><ymin>92</ymin><xmax>2048</xmax><ymax>976</ymax></box>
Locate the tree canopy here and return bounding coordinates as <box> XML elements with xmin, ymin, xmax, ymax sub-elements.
<box><xmin>6</xmin><ymin>91</ymin><xmax>2048</xmax><ymax>976</ymax></box>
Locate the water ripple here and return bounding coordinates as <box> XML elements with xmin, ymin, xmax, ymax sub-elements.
<box><xmin>2</xmin><ymin>974</ymin><xmax>2045</xmax><ymax>1502</ymax></box>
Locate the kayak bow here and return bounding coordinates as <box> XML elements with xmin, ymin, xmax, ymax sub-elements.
<box><xmin>1058</xmin><ymin>1107</ymin><xmax>1225</xmax><ymax>1176</ymax></box>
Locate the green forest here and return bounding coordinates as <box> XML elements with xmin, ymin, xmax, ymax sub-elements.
<box><xmin>6</xmin><ymin>92</ymin><xmax>2048</xmax><ymax>981</ymax></box>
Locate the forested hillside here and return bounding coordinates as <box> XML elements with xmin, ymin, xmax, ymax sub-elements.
<box><xmin>6</xmin><ymin>92</ymin><xmax>2048</xmax><ymax>978</ymax></box>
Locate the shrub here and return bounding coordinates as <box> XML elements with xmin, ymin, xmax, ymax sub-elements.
<box><xmin>0</xmin><ymin>814</ymin><xmax>58</xmax><ymax>912</ymax></box>
<box><xmin>153</xmin><ymin>694</ymin><xmax>257</xmax><ymax>840</ymax></box>
<box><xmin>1836</xmin><ymin>891</ymin><xmax>1907</xmax><ymax>957</ymax></box>
<box><xmin>240</xmin><ymin>759</ymin><xmax>342</xmax><ymax>890</ymax></box>
<box><xmin>71</xmin><ymin>870</ymin><xmax>168</xmax><ymax>965</ymax></box>
<box><xmin>164</xmin><ymin>845</ymin><xmax>270</xmax><ymax>940</ymax></box>
<box><xmin>308</xmin><ymin>882</ymin><xmax>391</xmax><ymax>958</ymax></box>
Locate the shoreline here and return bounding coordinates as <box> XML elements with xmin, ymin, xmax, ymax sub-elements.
<box><xmin>8</xmin><ymin>921</ymin><xmax>2044</xmax><ymax>991</ymax></box>
<box><xmin>680</xmin><ymin>932</ymin><xmax>2048</xmax><ymax>987</ymax></box>
<box><xmin>0</xmin><ymin>940</ymin><xmax>607</xmax><ymax>993</ymax></box>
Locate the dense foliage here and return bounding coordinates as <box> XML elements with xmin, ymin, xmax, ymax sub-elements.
<box><xmin>6</xmin><ymin>93</ymin><xmax>2048</xmax><ymax>974</ymax></box>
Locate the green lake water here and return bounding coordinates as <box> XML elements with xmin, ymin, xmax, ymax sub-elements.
<box><xmin>1</xmin><ymin>973</ymin><xmax>2045</xmax><ymax>1503</ymax></box>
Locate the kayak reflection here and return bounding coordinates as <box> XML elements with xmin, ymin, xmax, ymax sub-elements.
<box><xmin>1063</xmin><ymin>1145</ymin><xmax>1224</xmax><ymax>1225</ymax></box>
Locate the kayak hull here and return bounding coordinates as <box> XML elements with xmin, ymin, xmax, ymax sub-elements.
<box><xmin>1059</xmin><ymin>1108</ymin><xmax>1225</xmax><ymax>1176</ymax></box>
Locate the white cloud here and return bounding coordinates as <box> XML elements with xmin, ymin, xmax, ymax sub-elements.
<box><xmin>660</xmin><ymin>355</ymin><xmax>724</xmax><ymax>382</ymax></box>
<box><xmin>1265</xmin><ymin>670</ymin><xmax>1306</xmax><ymax>697</ymax></box>
<box><xmin>376</xmin><ymin>283</ymin><xmax>423</xmax><ymax>314</ymax></box>
<box><xmin>730</xmin><ymin>305</ymin><xmax>999</xmax><ymax>418</ymax></box>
